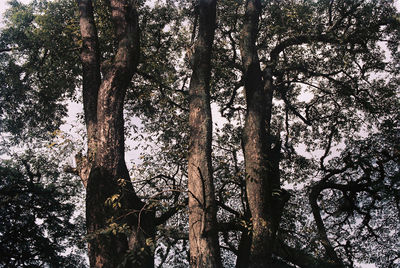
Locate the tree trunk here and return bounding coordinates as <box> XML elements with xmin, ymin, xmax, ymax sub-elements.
<box><xmin>78</xmin><ymin>0</ymin><xmax>154</xmax><ymax>267</ymax></box>
<box><xmin>235</xmin><ymin>227</ymin><xmax>252</xmax><ymax>268</ymax></box>
<box><xmin>240</xmin><ymin>0</ymin><xmax>277</xmax><ymax>266</ymax></box>
<box><xmin>188</xmin><ymin>0</ymin><xmax>221</xmax><ymax>267</ymax></box>
<box><xmin>78</xmin><ymin>0</ymin><xmax>100</xmax><ymax>172</ymax></box>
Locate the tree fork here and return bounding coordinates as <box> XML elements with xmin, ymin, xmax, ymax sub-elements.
<box><xmin>77</xmin><ymin>0</ymin><xmax>154</xmax><ymax>266</ymax></box>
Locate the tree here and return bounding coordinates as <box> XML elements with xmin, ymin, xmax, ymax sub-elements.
<box><xmin>0</xmin><ymin>0</ymin><xmax>80</xmax><ymax>143</ymax></box>
<box><xmin>1</xmin><ymin>0</ymin><xmax>399</xmax><ymax>267</ymax></box>
<box><xmin>0</xmin><ymin>150</ymin><xmax>86</xmax><ymax>267</ymax></box>
<box><xmin>239</xmin><ymin>0</ymin><xmax>281</xmax><ymax>266</ymax></box>
<box><xmin>76</xmin><ymin>0</ymin><xmax>155</xmax><ymax>266</ymax></box>
<box><xmin>220</xmin><ymin>0</ymin><xmax>399</xmax><ymax>267</ymax></box>
<box><xmin>187</xmin><ymin>0</ymin><xmax>221</xmax><ymax>267</ymax></box>
<box><xmin>0</xmin><ymin>1</ymin><xmax>86</xmax><ymax>266</ymax></box>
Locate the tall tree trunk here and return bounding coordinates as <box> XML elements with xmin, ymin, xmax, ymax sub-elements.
<box><xmin>78</xmin><ymin>0</ymin><xmax>100</xmax><ymax>182</ymax></box>
<box><xmin>239</xmin><ymin>1</ymin><xmax>291</xmax><ymax>265</ymax></box>
<box><xmin>240</xmin><ymin>0</ymin><xmax>274</xmax><ymax>266</ymax></box>
<box><xmin>78</xmin><ymin>0</ymin><xmax>154</xmax><ymax>267</ymax></box>
<box><xmin>188</xmin><ymin>0</ymin><xmax>221</xmax><ymax>267</ymax></box>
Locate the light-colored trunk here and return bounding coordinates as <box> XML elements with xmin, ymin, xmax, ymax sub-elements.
<box><xmin>188</xmin><ymin>0</ymin><xmax>221</xmax><ymax>267</ymax></box>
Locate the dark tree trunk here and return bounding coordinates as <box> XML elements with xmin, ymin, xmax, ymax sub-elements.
<box><xmin>235</xmin><ymin>227</ymin><xmax>252</xmax><ymax>268</ymax></box>
<box><xmin>236</xmin><ymin>194</ymin><xmax>252</xmax><ymax>268</ymax></box>
<box><xmin>239</xmin><ymin>1</ymin><xmax>289</xmax><ymax>267</ymax></box>
<box><xmin>240</xmin><ymin>0</ymin><xmax>273</xmax><ymax>266</ymax></box>
<box><xmin>188</xmin><ymin>0</ymin><xmax>221</xmax><ymax>267</ymax></box>
<box><xmin>78</xmin><ymin>0</ymin><xmax>154</xmax><ymax>267</ymax></box>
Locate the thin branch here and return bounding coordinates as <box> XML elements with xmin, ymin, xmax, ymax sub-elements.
<box><xmin>136</xmin><ymin>69</ymin><xmax>188</xmax><ymax>111</ymax></box>
<box><xmin>279</xmin><ymin>90</ymin><xmax>312</xmax><ymax>126</ymax></box>
<box><xmin>216</xmin><ymin>200</ymin><xmax>241</xmax><ymax>217</ymax></box>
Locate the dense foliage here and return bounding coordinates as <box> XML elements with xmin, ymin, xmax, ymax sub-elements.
<box><xmin>0</xmin><ymin>150</ymin><xmax>86</xmax><ymax>267</ymax></box>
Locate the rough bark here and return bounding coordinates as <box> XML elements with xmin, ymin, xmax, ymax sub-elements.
<box><xmin>188</xmin><ymin>0</ymin><xmax>221</xmax><ymax>267</ymax></box>
<box><xmin>239</xmin><ymin>1</ymin><xmax>291</xmax><ymax>266</ymax></box>
<box><xmin>78</xmin><ymin>0</ymin><xmax>154</xmax><ymax>267</ymax></box>
<box><xmin>240</xmin><ymin>0</ymin><xmax>274</xmax><ymax>266</ymax></box>
<box><xmin>78</xmin><ymin>0</ymin><xmax>101</xmax><ymax>185</ymax></box>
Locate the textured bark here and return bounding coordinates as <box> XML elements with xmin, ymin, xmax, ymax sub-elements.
<box><xmin>240</xmin><ymin>0</ymin><xmax>273</xmax><ymax>266</ymax></box>
<box><xmin>78</xmin><ymin>0</ymin><xmax>100</xmax><ymax>184</ymax></box>
<box><xmin>239</xmin><ymin>1</ymin><xmax>290</xmax><ymax>266</ymax></box>
<box><xmin>78</xmin><ymin>0</ymin><xmax>154</xmax><ymax>267</ymax></box>
<box><xmin>188</xmin><ymin>0</ymin><xmax>221</xmax><ymax>267</ymax></box>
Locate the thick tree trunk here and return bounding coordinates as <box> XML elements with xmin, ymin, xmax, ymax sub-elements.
<box><xmin>78</xmin><ymin>0</ymin><xmax>154</xmax><ymax>267</ymax></box>
<box><xmin>239</xmin><ymin>1</ymin><xmax>291</xmax><ymax>266</ymax></box>
<box><xmin>188</xmin><ymin>0</ymin><xmax>221</xmax><ymax>267</ymax></box>
<box><xmin>240</xmin><ymin>0</ymin><xmax>273</xmax><ymax>266</ymax></box>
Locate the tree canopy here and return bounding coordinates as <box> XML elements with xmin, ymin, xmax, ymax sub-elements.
<box><xmin>0</xmin><ymin>0</ymin><xmax>399</xmax><ymax>267</ymax></box>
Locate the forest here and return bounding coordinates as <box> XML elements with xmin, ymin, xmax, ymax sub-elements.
<box><xmin>0</xmin><ymin>0</ymin><xmax>399</xmax><ymax>267</ymax></box>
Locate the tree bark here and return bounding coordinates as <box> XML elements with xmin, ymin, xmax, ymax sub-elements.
<box><xmin>239</xmin><ymin>1</ymin><xmax>290</xmax><ymax>267</ymax></box>
<box><xmin>188</xmin><ymin>0</ymin><xmax>221</xmax><ymax>267</ymax></box>
<box><xmin>78</xmin><ymin>0</ymin><xmax>154</xmax><ymax>267</ymax></box>
<box><xmin>78</xmin><ymin>0</ymin><xmax>100</xmax><ymax>182</ymax></box>
<box><xmin>240</xmin><ymin>0</ymin><xmax>274</xmax><ymax>266</ymax></box>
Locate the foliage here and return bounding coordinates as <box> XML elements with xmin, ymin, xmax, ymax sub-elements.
<box><xmin>0</xmin><ymin>151</ymin><xmax>86</xmax><ymax>267</ymax></box>
<box><xmin>0</xmin><ymin>0</ymin><xmax>80</xmax><ymax>144</ymax></box>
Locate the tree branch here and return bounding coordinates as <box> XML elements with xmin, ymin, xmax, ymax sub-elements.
<box><xmin>136</xmin><ymin>69</ymin><xmax>188</xmax><ymax>111</ymax></box>
<box><xmin>274</xmin><ymin>239</ymin><xmax>343</xmax><ymax>268</ymax></box>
